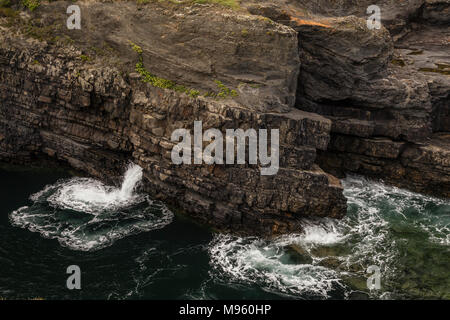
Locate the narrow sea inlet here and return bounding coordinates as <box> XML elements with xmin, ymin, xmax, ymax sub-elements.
<box><xmin>0</xmin><ymin>164</ymin><xmax>448</xmax><ymax>299</ymax></box>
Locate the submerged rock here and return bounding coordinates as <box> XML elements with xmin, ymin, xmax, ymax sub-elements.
<box><xmin>343</xmin><ymin>276</ymin><xmax>370</xmax><ymax>292</ymax></box>
<box><xmin>310</xmin><ymin>244</ymin><xmax>352</xmax><ymax>258</ymax></box>
<box><xmin>282</xmin><ymin>244</ymin><xmax>313</xmax><ymax>264</ymax></box>
<box><xmin>317</xmin><ymin>257</ymin><xmax>342</xmax><ymax>269</ymax></box>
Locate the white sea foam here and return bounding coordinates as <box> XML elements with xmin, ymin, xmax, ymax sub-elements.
<box><xmin>46</xmin><ymin>163</ymin><xmax>144</xmax><ymax>214</ymax></box>
<box><xmin>209</xmin><ymin>175</ymin><xmax>450</xmax><ymax>299</ymax></box>
<box><xmin>10</xmin><ymin>163</ymin><xmax>173</xmax><ymax>251</ymax></box>
<box><xmin>209</xmin><ymin>235</ymin><xmax>344</xmax><ymax>298</ymax></box>
<box><xmin>342</xmin><ymin>175</ymin><xmax>450</xmax><ymax>246</ymax></box>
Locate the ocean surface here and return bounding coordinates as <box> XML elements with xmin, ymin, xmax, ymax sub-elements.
<box><xmin>0</xmin><ymin>163</ymin><xmax>449</xmax><ymax>300</ymax></box>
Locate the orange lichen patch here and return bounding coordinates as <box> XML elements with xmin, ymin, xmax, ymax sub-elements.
<box><xmin>290</xmin><ymin>16</ymin><xmax>331</xmax><ymax>28</ymax></box>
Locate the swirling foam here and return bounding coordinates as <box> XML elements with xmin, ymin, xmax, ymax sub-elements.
<box><xmin>209</xmin><ymin>175</ymin><xmax>450</xmax><ymax>299</ymax></box>
<box><xmin>209</xmin><ymin>234</ymin><xmax>345</xmax><ymax>298</ymax></box>
<box><xmin>342</xmin><ymin>175</ymin><xmax>450</xmax><ymax>247</ymax></box>
<box><xmin>10</xmin><ymin>164</ymin><xmax>173</xmax><ymax>251</ymax></box>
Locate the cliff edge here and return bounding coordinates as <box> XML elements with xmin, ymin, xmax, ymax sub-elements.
<box><xmin>0</xmin><ymin>0</ymin><xmax>448</xmax><ymax>235</ymax></box>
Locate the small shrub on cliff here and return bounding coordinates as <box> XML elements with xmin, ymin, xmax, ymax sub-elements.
<box><xmin>22</xmin><ymin>0</ymin><xmax>40</xmax><ymax>11</ymax></box>
<box><xmin>130</xmin><ymin>42</ymin><xmax>236</xmax><ymax>100</ymax></box>
<box><xmin>79</xmin><ymin>54</ymin><xmax>92</xmax><ymax>62</ymax></box>
<box><xmin>129</xmin><ymin>41</ymin><xmax>143</xmax><ymax>56</ymax></box>
<box><xmin>136</xmin><ymin>61</ymin><xmax>177</xmax><ymax>90</ymax></box>
<box><xmin>131</xmin><ymin>41</ymin><xmax>204</xmax><ymax>98</ymax></box>
<box><xmin>135</xmin><ymin>61</ymin><xmax>204</xmax><ymax>98</ymax></box>
<box><xmin>215</xmin><ymin>80</ymin><xmax>238</xmax><ymax>99</ymax></box>
<box><xmin>188</xmin><ymin>89</ymin><xmax>200</xmax><ymax>98</ymax></box>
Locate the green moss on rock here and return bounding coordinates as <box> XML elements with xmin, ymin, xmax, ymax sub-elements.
<box><xmin>22</xmin><ymin>0</ymin><xmax>39</xmax><ymax>11</ymax></box>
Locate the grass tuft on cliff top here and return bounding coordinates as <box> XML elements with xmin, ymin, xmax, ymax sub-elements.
<box><xmin>22</xmin><ymin>0</ymin><xmax>39</xmax><ymax>11</ymax></box>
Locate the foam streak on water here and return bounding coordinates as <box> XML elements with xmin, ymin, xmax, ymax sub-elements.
<box><xmin>209</xmin><ymin>175</ymin><xmax>450</xmax><ymax>299</ymax></box>
<box><xmin>10</xmin><ymin>163</ymin><xmax>173</xmax><ymax>251</ymax></box>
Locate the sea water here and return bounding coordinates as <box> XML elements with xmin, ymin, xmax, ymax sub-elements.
<box><xmin>0</xmin><ymin>164</ymin><xmax>448</xmax><ymax>299</ymax></box>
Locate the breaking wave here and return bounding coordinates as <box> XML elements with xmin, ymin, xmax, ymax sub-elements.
<box><xmin>10</xmin><ymin>163</ymin><xmax>173</xmax><ymax>251</ymax></box>
<box><xmin>209</xmin><ymin>175</ymin><xmax>450</xmax><ymax>299</ymax></box>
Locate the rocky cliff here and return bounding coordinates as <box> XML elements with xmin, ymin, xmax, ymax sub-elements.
<box><xmin>0</xmin><ymin>0</ymin><xmax>448</xmax><ymax>235</ymax></box>
<box><xmin>247</xmin><ymin>0</ymin><xmax>450</xmax><ymax>197</ymax></box>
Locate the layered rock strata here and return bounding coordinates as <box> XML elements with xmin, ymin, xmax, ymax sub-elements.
<box><xmin>0</xmin><ymin>0</ymin><xmax>449</xmax><ymax>236</ymax></box>
<box><xmin>0</xmin><ymin>26</ymin><xmax>346</xmax><ymax>236</ymax></box>
<box><xmin>246</xmin><ymin>0</ymin><xmax>450</xmax><ymax>197</ymax></box>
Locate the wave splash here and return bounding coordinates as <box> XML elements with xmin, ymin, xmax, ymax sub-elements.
<box><xmin>209</xmin><ymin>234</ymin><xmax>345</xmax><ymax>298</ymax></box>
<box><xmin>10</xmin><ymin>163</ymin><xmax>173</xmax><ymax>251</ymax></box>
<box><xmin>45</xmin><ymin>163</ymin><xmax>145</xmax><ymax>214</ymax></box>
<box><xmin>209</xmin><ymin>175</ymin><xmax>450</xmax><ymax>299</ymax></box>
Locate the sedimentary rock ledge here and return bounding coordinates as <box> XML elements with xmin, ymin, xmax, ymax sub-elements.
<box><xmin>0</xmin><ymin>2</ymin><xmax>346</xmax><ymax>235</ymax></box>
<box><xmin>0</xmin><ymin>0</ymin><xmax>449</xmax><ymax>235</ymax></box>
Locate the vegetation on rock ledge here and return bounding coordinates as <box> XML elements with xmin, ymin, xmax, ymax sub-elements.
<box><xmin>130</xmin><ymin>42</ymin><xmax>200</xmax><ymax>98</ymax></box>
<box><xmin>130</xmin><ymin>41</ymin><xmax>238</xmax><ymax>100</ymax></box>
<box><xmin>22</xmin><ymin>0</ymin><xmax>39</xmax><ymax>11</ymax></box>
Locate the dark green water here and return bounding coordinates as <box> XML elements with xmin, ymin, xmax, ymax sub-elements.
<box><xmin>0</xmin><ymin>164</ymin><xmax>449</xmax><ymax>299</ymax></box>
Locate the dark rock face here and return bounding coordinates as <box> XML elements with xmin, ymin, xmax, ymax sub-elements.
<box><xmin>317</xmin><ymin>134</ymin><xmax>450</xmax><ymax>198</ymax></box>
<box><xmin>243</xmin><ymin>0</ymin><xmax>449</xmax><ymax>198</ymax></box>
<box><xmin>0</xmin><ymin>0</ymin><xmax>449</xmax><ymax>236</ymax></box>
<box><xmin>32</xmin><ymin>1</ymin><xmax>301</xmax><ymax>113</ymax></box>
<box><xmin>0</xmin><ymin>29</ymin><xmax>346</xmax><ymax>236</ymax></box>
<box><xmin>281</xmin><ymin>0</ymin><xmax>449</xmax><ymax>198</ymax></box>
<box><xmin>420</xmin><ymin>0</ymin><xmax>450</xmax><ymax>25</ymax></box>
